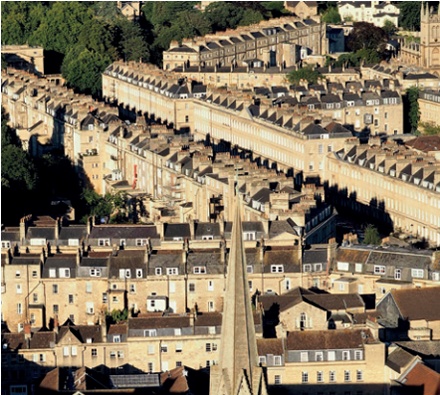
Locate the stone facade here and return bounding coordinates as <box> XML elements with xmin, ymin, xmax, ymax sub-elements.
<box><xmin>162</xmin><ymin>16</ymin><xmax>326</xmax><ymax>71</ymax></box>
<box><xmin>399</xmin><ymin>3</ymin><xmax>440</xmax><ymax>75</ymax></box>
<box><xmin>338</xmin><ymin>1</ymin><xmax>400</xmax><ymax>27</ymax></box>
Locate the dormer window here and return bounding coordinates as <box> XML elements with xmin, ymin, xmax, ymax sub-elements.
<box><xmin>173</xmin><ymin>237</ymin><xmax>183</xmax><ymax>241</ymax></box>
<box><xmin>119</xmin><ymin>269</ymin><xmax>131</xmax><ymax>279</ymax></box>
<box><xmin>1</xmin><ymin>241</ymin><xmax>11</xmax><ymax>249</ymax></box>
<box><xmin>166</xmin><ymin>268</ymin><xmax>178</xmax><ymax>275</ymax></box>
<box><xmin>271</xmin><ymin>264</ymin><xmax>284</xmax><ymax>273</ymax></box>
<box><xmin>155</xmin><ymin>267</ymin><xmax>162</xmax><ymax>276</ymax></box>
<box><xmin>90</xmin><ymin>268</ymin><xmax>101</xmax><ymax>277</ymax></box>
<box><xmin>136</xmin><ymin>269</ymin><xmax>143</xmax><ymax>278</ymax></box>
<box><xmin>259</xmin><ymin>356</ymin><xmax>267</xmax><ymax>365</ymax></box>
<box><xmin>136</xmin><ymin>238</ymin><xmax>148</xmax><ymax>246</ymax></box>
<box><xmin>243</xmin><ymin>232</ymin><xmax>255</xmax><ymax>241</ymax></box>
<box><xmin>59</xmin><ymin>268</ymin><xmax>70</xmax><ymax>278</ymax></box>
<box><xmin>202</xmin><ymin>235</ymin><xmax>213</xmax><ymax>240</ymax></box>
<box><xmin>98</xmin><ymin>238</ymin><xmax>110</xmax><ymax>246</ymax></box>
<box><xmin>68</xmin><ymin>239</ymin><xmax>79</xmax><ymax>246</ymax></box>
<box><xmin>246</xmin><ymin>265</ymin><xmax>253</xmax><ymax>274</ymax></box>
<box><xmin>193</xmin><ymin>266</ymin><xmax>206</xmax><ymax>274</ymax></box>
<box><xmin>374</xmin><ymin>265</ymin><xmax>385</xmax><ymax>275</ymax></box>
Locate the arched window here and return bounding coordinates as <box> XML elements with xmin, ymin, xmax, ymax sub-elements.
<box><xmin>432</xmin><ymin>48</ymin><xmax>439</xmax><ymax>65</ymax></box>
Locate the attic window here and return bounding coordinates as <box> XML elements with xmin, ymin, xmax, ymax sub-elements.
<box><xmin>374</xmin><ymin>265</ymin><xmax>386</xmax><ymax>275</ymax></box>
<box><xmin>270</xmin><ymin>265</ymin><xmax>284</xmax><ymax>273</ymax></box>
<box><xmin>303</xmin><ymin>264</ymin><xmax>312</xmax><ymax>272</ymax></box>
<box><xmin>68</xmin><ymin>239</ymin><xmax>79</xmax><ymax>246</ymax></box>
<box><xmin>202</xmin><ymin>235</ymin><xmax>213</xmax><ymax>240</ymax></box>
<box><xmin>2</xmin><ymin>241</ymin><xmax>11</xmax><ymax>248</ymax></box>
<box><xmin>98</xmin><ymin>238</ymin><xmax>110</xmax><ymax>247</ymax></box>
<box><xmin>136</xmin><ymin>238</ymin><xmax>148</xmax><ymax>246</ymax></box>
<box><xmin>193</xmin><ymin>266</ymin><xmax>206</xmax><ymax>274</ymax></box>
<box><xmin>59</xmin><ymin>268</ymin><xmax>70</xmax><ymax>278</ymax></box>
<box><xmin>243</xmin><ymin>232</ymin><xmax>255</xmax><ymax>241</ymax></box>
<box><xmin>90</xmin><ymin>268</ymin><xmax>101</xmax><ymax>277</ymax></box>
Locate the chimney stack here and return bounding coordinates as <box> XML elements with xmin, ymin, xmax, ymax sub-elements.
<box><xmin>24</xmin><ymin>322</ymin><xmax>32</xmax><ymax>340</ymax></box>
<box><xmin>54</xmin><ymin>217</ymin><xmax>60</xmax><ymax>240</ymax></box>
<box><xmin>99</xmin><ymin>312</ymin><xmax>107</xmax><ymax>342</ymax></box>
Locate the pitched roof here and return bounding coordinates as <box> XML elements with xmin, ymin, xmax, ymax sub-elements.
<box><xmin>257</xmin><ymin>338</ymin><xmax>284</xmax><ymax>356</ymax></box>
<box><xmin>336</xmin><ymin>248</ymin><xmax>370</xmax><ymax>263</ymax></box>
<box><xmin>403</xmin><ymin>363</ymin><xmax>440</xmax><ymax>395</ymax></box>
<box><xmin>89</xmin><ymin>225</ymin><xmax>159</xmax><ymax>239</ymax></box>
<box><xmin>391</xmin><ymin>287</ymin><xmax>440</xmax><ymax>321</ymax></box>
<box><xmin>286</xmin><ymin>329</ymin><xmax>376</xmax><ymax>350</ymax></box>
<box><xmin>386</xmin><ymin>347</ymin><xmax>418</xmax><ymax>373</ymax></box>
<box><xmin>303</xmin><ymin>293</ymin><xmax>364</xmax><ymax>311</ymax></box>
<box><xmin>128</xmin><ymin>316</ymin><xmax>190</xmax><ymax>330</ymax></box>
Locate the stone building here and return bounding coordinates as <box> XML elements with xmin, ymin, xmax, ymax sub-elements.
<box><xmin>338</xmin><ymin>1</ymin><xmax>400</xmax><ymax>27</ymax></box>
<box><xmin>162</xmin><ymin>16</ymin><xmax>326</xmax><ymax>71</ymax></box>
<box><xmin>326</xmin><ymin>137</ymin><xmax>440</xmax><ymax>246</ymax></box>
<box><xmin>399</xmin><ymin>2</ymin><xmax>440</xmax><ymax>75</ymax></box>
<box><xmin>419</xmin><ymin>89</ymin><xmax>440</xmax><ymax>128</ymax></box>
<box><xmin>284</xmin><ymin>1</ymin><xmax>318</xmax><ymax>19</ymax></box>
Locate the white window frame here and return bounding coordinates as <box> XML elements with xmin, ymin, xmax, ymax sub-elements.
<box><xmin>174</xmin><ymin>328</ymin><xmax>182</xmax><ymax>336</ymax></box>
<box><xmin>68</xmin><ymin>239</ymin><xmax>79</xmax><ymax>246</ymax></box>
<box><xmin>317</xmin><ymin>371</ymin><xmax>324</xmax><ymax>383</ymax></box>
<box><xmin>113</xmin><ymin>335</ymin><xmax>121</xmax><ymax>343</ymax></box>
<box><xmin>246</xmin><ymin>265</ymin><xmax>253</xmax><ymax>273</ymax></box>
<box><xmin>356</xmin><ymin>370</ymin><xmax>363</xmax><ymax>381</ymax></box>
<box><xmin>273</xmin><ymin>355</ymin><xmax>282</xmax><ymax>366</ymax></box>
<box><xmin>329</xmin><ymin>371</ymin><xmax>336</xmax><ymax>382</ymax></box>
<box><xmin>16</xmin><ymin>284</ymin><xmax>22</xmax><ymax>294</ymax></box>
<box><xmin>374</xmin><ymin>265</ymin><xmax>386</xmax><ymax>275</ymax></box>
<box><xmin>90</xmin><ymin>268</ymin><xmax>102</xmax><ymax>277</ymax></box>
<box><xmin>2</xmin><ymin>241</ymin><xmax>11</xmax><ymax>248</ymax></box>
<box><xmin>301</xmin><ymin>371</ymin><xmax>308</xmax><ymax>383</ymax></box>
<box><xmin>344</xmin><ymin>370</ymin><xmax>351</xmax><ymax>382</ymax></box>
<box><xmin>208</xmin><ymin>280</ymin><xmax>214</xmax><ymax>291</ymax></box>
<box><xmin>327</xmin><ymin>351</ymin><xmax>336</xmax><ymax>361</ymax></box>
<box><xmin>259</xmin><ymin>356</ymin><xmax>267</xmax><ymax>365</ymax></box>
<box><xmin>354</xmin><ymin>350</ymin><xmax>363</xmax><ymax>360</ymax></box>
<box><xmin>144</xmin><ymin>329</ymin><xmax>157</xmax><ymax>337</ymax></box>
<box><xmin>166</xmin><ymin>267</ymin><xmax>178</xmax><ymax>275</ymax></box>
<box><xmin>49</xmin><ymin>268</ymin><xmax>56</xmax><ymax>278</ymax></box>
<box><xmin>411</xmin><ymin>269</ymin><xmax>424</xmax><ymax>278</ymax></box>
<box><xmin>136</xmin><ymin>238</ymin><xmax>148</xmax><ymax>246</ymax></box>
<box><xmin>355</xmin><ymin>263</ymin><xmax>363</xmax><ymax>273</ymax></box>
<box><xmin>155</xmin><ymin>267</ymin><xmax>162</xmax><ymax>275</ymax></box>
<box><xmin>303</xmin><ymin>264</ymin><xmax>312</xmax><ymax>272</ymax></box>
<box><xmin>136</xmin><ymin>269</ymin><xmax>143</xmax><ymax>278</ymax></box>
<box><xmin>315</xmin><ymin>351</ymin><xmax>323</xmax><ymax>361</ymax></box>
<box><xmin>300</xmin><ymin>352</ymin><xmax>308</xmax><ymax>362</ymax></box>
<box><xmin>342</xmin><ymin>350</ymin><xmax>350</xmax><ymax>361</ymax></box>
<box><xmin>271</xmin><ymin>264</ymin><xmax>284</xmax><ymax>273</ymax></box>
<box><xmin>98</xmin><ymin>238</ymin><xmax>110</xmax><ymax>246</ymax></box>
<box><xmin>193</xmin><ymin>266</ymin><xmax>206</xmax><ymax>274</ymax></box>
<box><xmin>59</xmin><ymin>268</ymin><xmax>70</xmax><ymax>278</ymax></box>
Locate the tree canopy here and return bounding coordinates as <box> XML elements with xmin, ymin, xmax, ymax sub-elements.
<box><xmin>321</xmin><ymin>6</ymin><xmax>341</xmax><ymax>24</ymax></box>
<box><xmin>398</xmin><ymin>2</ymin><xmax>421</xmax><ymax>31</ymax></box>
<box><xmin>346</xmin><ymin>22</ymin><xmax>388</xmax><ymax>52</ymax></box>
<box><xmin>286</xmin><ymin>66</ymin><xmax>323</xmax><ymax>86</ymax></box>
<box><xmin>406</xmin><ymin>86</ymin><xmax>420</xmax><ymax>134</ymax></box>
<box><xmin>363</xmin><ymin>224</ymin><xmax>381</xmax><ymax>245</ymax></box>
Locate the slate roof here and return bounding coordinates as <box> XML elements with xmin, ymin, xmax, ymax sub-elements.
<box><xmin>395</xmin><ymin>341</ymin><xmax>440</xmax><ymax>358</ymax></box>
<box><xmin>89</xmin><ymin>225</ymin><xmax>159</xmax><ymax>239</ymax></box>
<box><xmin>367</xmin><ymin>251</ymin><xmax>431</xmax><ymax>268</ymax></box>
<box><xmin>108</xmin><ymin>250</ymin><xmax>145</xmax><ymax>276</ymax></box>
<box><xmin>263</xmin><ymin>247</ymin><xmax>301</xmax><ymax>271</ymax></box>
<box><xmin>286</xmin><ymin>329</ymin><xmax>376</xmax><ymax>350</ymax></box>
<box><xmin>1</xmin><ymin>229</ymin><xmax>20</xmax><ymax>242</ymax></box>
<box><xmin>27</xmin><ymin>227</ymin><xmax>56</xmax><ymax>240</ymax></box>
<box><xmin>58</xmin><ymin>226</ymin><xmax>88</xmax><ymax>240</ymax></box>
<box><xmin>128</xmin><ymin>316</ymin><xmax>191</xmax><ymax>330</ymax></box>
<box><xmin>303</xmin><ymin>293</ymin><xmax>364</xmax><ymax>311</ymax></box>
<box><xmin>336</xmin><ymin>248</ymin><xmax>370</xmax><ymax>263</ymax></box>
<box><xmin>391</xmin><ymin>287</ymin><xmax>440</xmax><ymax>321</ymax></box>
<box><xmin>187</xmin><ymin>250</ymin><xmax>223</xmax><ymax>273</ymax></box>
<box><xmin>149</xmin><ymin>250</ymin><xmax>183</xmax><ymax>267</ymax></box>
<box><xmin>386</xmin><ymin>347</ymin><xmax>418</xmax><ymax>373</ymax></box>
<box><xmin>2</xmin><ymin>332</ymin><xmax>27</xmax><ymax>350</ymax></box>
<box><xmin>30</xmin><ymin>331</ymin><xmax>57</xmax><ymax>349</ymax></box>
<box><xmin>108</xmin><ymin>323</ymin><xmax>128</xmax><ymax>336</ymax></box>
<box><xmin>194</xmin><ymin>222</ymin><xmax>221</xmax><ymax>238</ymax></box>
<box><xmin>303</xmin><ymin>248</ymin><xmax>327</xmax><ymax>263</ymax></box>
<box><xmin>268</xmin><ymin>220</ymin><xmax>297</xmax><ymax>238</ymax></box>
<box><xmin>194</xmin><ymin>312</ymin><xmax>222</xmax><ymax>327</ymax></box>
<box><xmin>163</xmin><ymin>223</ymin><xmax>191</xmax><ymax>239</ymax></box>
<box><xmin>257</xmin><ymin>338</ymin><xmax>284</xmax><ymax>355</ymax></box>
<box><xmin>43</xmin><ymin>255</ymin><xmax>77</xmax><ymax>278</ymax></box>
<box><xmin>58</xmin><ymin>325</ymin><xmax>103</xmax><ymax>344</ymax></box>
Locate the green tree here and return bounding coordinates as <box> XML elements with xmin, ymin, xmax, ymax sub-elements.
<box><xmin>398</xmin><ymin>2</ymin><xmax>420</xmax><ymax>31</ymax></box>
<box><xmin>117</xmin><ymin>20</ymin><xmax>150</xmax><ymax>62</ymax></box>
<box><xmin>321</xmin><ymin>6</ymin><xmax>341</xmax><ymax>24</ymax></box>
<box><xmin>346</xmin><ymin>22</ymin><xmax>387</xmax><ymax>52</ymax></box>
<box><xmin>406</xmin><ymin>86</ymin><xmax>420</xmax><ymax>134</ymax></box>
<box><xmin>107</xmin><ymin>309</ymin><xmax>129</xmax><ymax>325</ymax></box>
<box><xmin>363</xmin><ymin>224</ymin><xmax>381</xmax><ymax>245</ymax></box>
<box><xmin>30</xmin><ymin>2</ymin><xmax>93</xmax><ymax>54</ymax></box>
<box><xmin>420</xmin><ymin>121</ymin><xmax>440</xmax><ymax>135</ymax></box>
<box><xmin>382</xmin><ymin>19</ymin><xmax>397</xmax><ymax>37</ymax></box>
<box><xmin>286</xmin><ymin>66</ymin><xmax>322</xmax><ymax>86</ymax></box>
